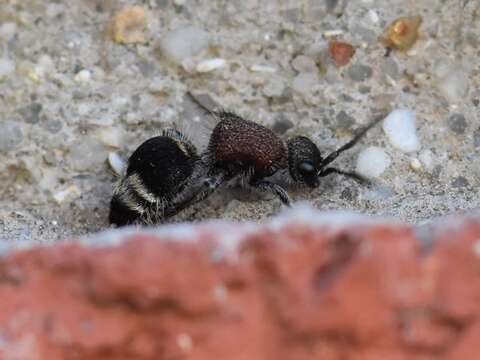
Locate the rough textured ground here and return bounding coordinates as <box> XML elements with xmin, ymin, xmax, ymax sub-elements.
<box><xmin>2</xmin><ymin>208</ymin><xmax>480</xmax><ymax>359</ymax></box>
<box><xmin>0</xmin><ymin>0</ymin><xmax>479</xmax><ymax>242</ymax></box>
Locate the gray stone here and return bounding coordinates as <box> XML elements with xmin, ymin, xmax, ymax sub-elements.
<box><xmin>158</xmin><ymin>26</ymin><xmax>210</xmax><ymax>65</ymax></box>
<box><xmin>451</xmin><ymin>176</ymin><xmax>469</xmax><ymax>189</ymax></box>
<box><xmin>137</xmin><ymin>60</ymin><xmax>156</xmax><ymax>78</ymax></box>
<box><xmin>474</xmin><ymin>129</ymin><xmax>480</xmax><ymax>148</ymax></box>
<box><xmin>0</xmin><ymin>121</ymin><xmax>23</xmax><ymax>152</ymax></box>
<box><xmin>272</xmin><ymin>114</ymin><xmax>294</xmax><ymax>134</ymax></box>
<box><xmin>325</xmin><ymin>0</ymin><xmax>347</xmax><ymax>15</ymax></box>
<box><xmin>447</xmin><ymin>113</ymin><xmax>467</xmax><ymax>135</ymax></box>
<box><xmin>68</xmin><ymin>137</ymin><xmax>107</xmax><ymax>172</ymax></box>
<box><xmin>347</xmin><ymin>64</ymin><xmax>373</xmax><ymax>82</ymax></box>
<box><xmin>336</xmin><ymin>110</ymin><xmax>355</xmax><ymax>129</ymax></box>
<box><xmin>292</xmin><ymin>72</ymin><xmax>319</xmax><ymax>96</ymax></box>
<box><xmin>352</xmin><ymin>26</ymin><xmax>378</xmax><ymax>44</ymax></box>
<box><xmin>41</xmin><ymin>119</ymin><xmax>63</xmax><ymax>134</ymax></box>
<box><xmin>18</xmin><ymin>103</ymin><xmax>43</xmax><ymax>124</ymax></box>
<box><xmin>358</xmin><ymin>85</ymin><xmax>371</xmax><ymax>94</ymax></box>
<box><xmin>381</xmin><ymin>58</ymin><xmax>400</xmax><ymax>80</ymax></box>
<box><xmin>432</xmin><ymin>165</ymin><xmax>442</xmax><ymax>178</ymax></box>
<box><xmin>291</xmin><ymin>55</ymin><xmax>317</xmax><ymax>73</ymax></box>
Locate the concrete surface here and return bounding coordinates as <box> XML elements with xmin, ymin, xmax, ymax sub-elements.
<box><xmin>0</xmin><ymin>0</ymin><xmax>479</xmax><ymax>243</ymax></box>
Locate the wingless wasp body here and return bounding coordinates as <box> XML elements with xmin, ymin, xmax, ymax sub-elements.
<box><xmin>109</xmin><ymin>93</ymin><xmax>382</xmax><ymax>226</ymax></box>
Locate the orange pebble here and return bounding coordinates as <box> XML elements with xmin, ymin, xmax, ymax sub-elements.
<box><xmin>109</xmin><ymin>6</ymin><xmax>148</xmax><ymax>44</ymax></box>
<box><xmin>328</xmin><ymin>41</ymin><xmax>356</xmax><ymax>67</ymax></box>
<box><xmin>381</xmin><ymin>15</ymin><xmax>422</xmax><ymax>51</ymax></box>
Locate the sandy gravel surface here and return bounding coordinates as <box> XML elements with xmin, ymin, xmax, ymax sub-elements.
<box><xmin>0</xmin><ymin>0</ymin><xmax>479</xmax><ymax>243</ymax></box>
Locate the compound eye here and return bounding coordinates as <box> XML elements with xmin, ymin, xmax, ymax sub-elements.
<box><xmin>298</xmin><ymin>160</ymin><xmax>315</xmax><ymax>175</ymax></box>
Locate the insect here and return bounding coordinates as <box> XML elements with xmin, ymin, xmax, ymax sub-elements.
<box><xmin>188</xmin><ymin>92</ymin><xmax>382</xmax><ymax>206</ymax></box>
<box><xmin>109</xmin><ymin>94</ymin><xmax>381</xmax><ymax>226</ymax></box>
<box><xmin>109</xmin><ymin>129</ymin><xmax>205</xmax><ymax>226</ymax></box>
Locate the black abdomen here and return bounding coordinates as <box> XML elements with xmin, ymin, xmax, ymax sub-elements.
<box><xmin>109</xmin><ymin>135</ymin><xmax>198</xmax><ymax>226</ymax></box>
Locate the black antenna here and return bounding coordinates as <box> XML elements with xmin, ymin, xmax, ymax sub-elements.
<box><xmin>319</xmin><ymin>115</ymin><xmax>383</xmax><ymax>169</ymax></box>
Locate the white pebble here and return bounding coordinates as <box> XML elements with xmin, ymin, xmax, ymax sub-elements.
<box><xmin>108</xmin><ymin>152</ymin><xmax>126</xmax><ymax>176</ymax></box>
<box><xmin>74</xmin><ymin>69</ymin><xmax>92</xmax><ymax>84</ymax></box>
<box><xmin>0</xmin><ymin>58</ymin><xmax>15</xmax><ymax>79</ymax></box>
<box><xmin>323</xmin><ymin>29</ymin><xmax>344</xmax><ymax>37</ymax></box>
<box><xmin>249</xmin><ymin>64</ymin><xmax>277</xmax><ymax>73</ymax></box>
<box><xmin>148</xmin><ymin>77</ymin><xmax>166</xmax><ymax>93</ymax></box>
<box><xmin>356</xmin><ymin>146</ymin><xmax>391</xmax><ymax>178</ymax></box>
<box><xmin>410</xmin><ymin>158</ymin><xmax>422</xmax><ymax>172</ymax></box>
<box><xmin>0</xmin><ymin>22</ymin><xmax>17</xmax><ymax>41</ymax></box>
<box><xmin>434</xmin><ymin>60</ymin><xmax>469</xmax><ymax>103</ymax></box>
<box><xmin>383</xmin><ymin>109</ymin><xmax>420</xmax><ymax>153</ymax></box>
<box><xmin>367</xmin><ymin>10</ymin><xmax>380</xmax><ymax>24</ymax></box>
<box><xmin>159</xmin><ymin>26</ymin><xmax>210</xmax><ymax>65</ymax></box>
<box><xmin>419</xmin><ymin>150</ymin><xmax>434</xmax><ymax>171</ymax></box>
<box><xmin>437</xmin><ymin>70</ymin><xmax>469</xmax><ymax>103</ymax></box>
<box><xmin>96</xmin><ymin>127</ymin><xmax>124</xmax><ymax>148</ymax></box>
<box><xmin>53</xmin><ymin>185</ymin><xmax>81</xmax><ymax>204</ymax></box>
<box><xmin>195</xmin><ymin>58</ymin><xmax>226</xmax><ymax>73</ymax></box>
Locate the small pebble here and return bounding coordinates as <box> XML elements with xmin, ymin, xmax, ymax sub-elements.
<box><xmin>329</xmin><ymin>41</ymin><xmax>355</xmax><ymax>67</ymax></box>
<box><xmin>291</xmin><ymin>55</ymin><xmax>317</xmax><ymax>73</ymax></box>
<box><xmin>0</xmin><ymin>121</ymin><xmax>23</xmax><ymax>152</ymax></box>
<box><xmin>137</xmin><ymin>60</ymin><xmax>156</xmax><ymax>78</ymax></box>
<box><xmin>41</xmin><ymin>119</ymin><xmax>63</xmax><ymax>134</ymax></box>
<box><xmin>96</xmin><ymin>127</ymin><xmax>124</xmax><ymax>148</ymax></box>
<box><xmin>323</xmin><ymin>29</ymin><xmax>344</xmax><ymax>37</ymax></box>
<box><xmin>447</xmin><ymin>113</ymin><xmax>467</xmax><ymax>135</ymax></box>
<box><xmin>53</xmin><ymin>185</ymin><xmax>81</xmax><ymax>204</ymax></box>
<box><xmin>381</xmin><ymin>58</ymin><xmax>400</xmax><ymax>80</ymax></box>
<box><xmin>383</xmin><ymin>109</ymin><xmax>420</xmax><ymax>153</ymax></box>
<box><xmin>74</xmin><ymin>69</ymin><xmax>92</xmax><ymax>84</ymax></box>
<box><xmin>381</xmin><ymin>15</ymin><xmax>422</xmax><ymax>51</ymax></box>
<box><xmin>272</xmin><ymin>114</ymin><xmax>294</xmax><ymax>134</ymax></box>
<box><xmin>0</xmin><ymin>59</ymin><xmax>15</xmax><ymax>79</ymax></box>
<box><xmin>410</xmin><ymin>158</ymin><xmax>423</xmax><ymax>172</ymax></box>
<box><xmin>195</xmin><ymin>58</ymin><xmax>227</xmax><ymax>73</ymax></box>
<box><xmin>108</xmin><ymin>152</ymin><xmax>126</xmax><ymax>176</ymax></box>
<box><xmin>335</xmin><ymin>110</ymin><xmax>355</xmax><ymax>129</ymax></box>
<box><xmin>292</xmin><ymin>72</ymin><xmax>318</xmax><ymax>95</ymax></box>
<box><xmin>109</xmin><ymin>6</ymin><xmax>148</xmax><ymax>44</ymax></box>
<box><xmin>0</xmin><ymin>22</ymin><xmax>17</xmax><ymax>41</ymax></box>
<box><xmin>451</xmin><ymin>176</ymin><xmax>469</xmax><ymax>189</ymax></box>
<box><xmin>87</xmin><ymin>115</ymin><xmax>114</xmax><ymax>127</ymax></box>
<box><xmin>419</xmin><ymin>150</ymin><xmax>434</xmax><ymax>172</ymax></box>
<box><xmin>69</xmin><ymin>137</ymin><xmax>108</xmax><ymax>172</ymax></box>
<box><xmin>358</xmin><ymin>85</ymin><xmax>371</xmax><ymax>94</ymax></box>
<box><xmin>263</xmin><ymin>76</ymin><xmax>285</xmax><ymax>98</ymax></box>
<box><xmin>356</xmin><ymin>146</ymin><xmax>391</xmax><ymax>178</ymax></box>
<box><xmin>434</xmin><ymin>62</ymin><xmax>469</xmax><ymax>103</ymax></box>
<box><xmin>249</xmin><ymin>64</ymin><xmax>277</xmax><ymax>73</ymax></box>
<box><xmin>367</xmin><ymin>9</ymin><xmax>380</xmax><ymax>24</ymax></box>
<box><xmin>347</xmin><ymin>63</ymin><xmax>373</xmax><ymax>82</ymax></box>
<box><xmin>159</xmin><ymin>26</ymin><xmax>210</xmax><ymax>65</ymax></box>
<box><xmin>18</xmin><ymin>103</ymin><xmax>43</xmax><ymax>124</ymax></box>
<box><xmin>474</xmin><ymin>129</ymin><xmax>480</xmax><ymax>148</ymax></box>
